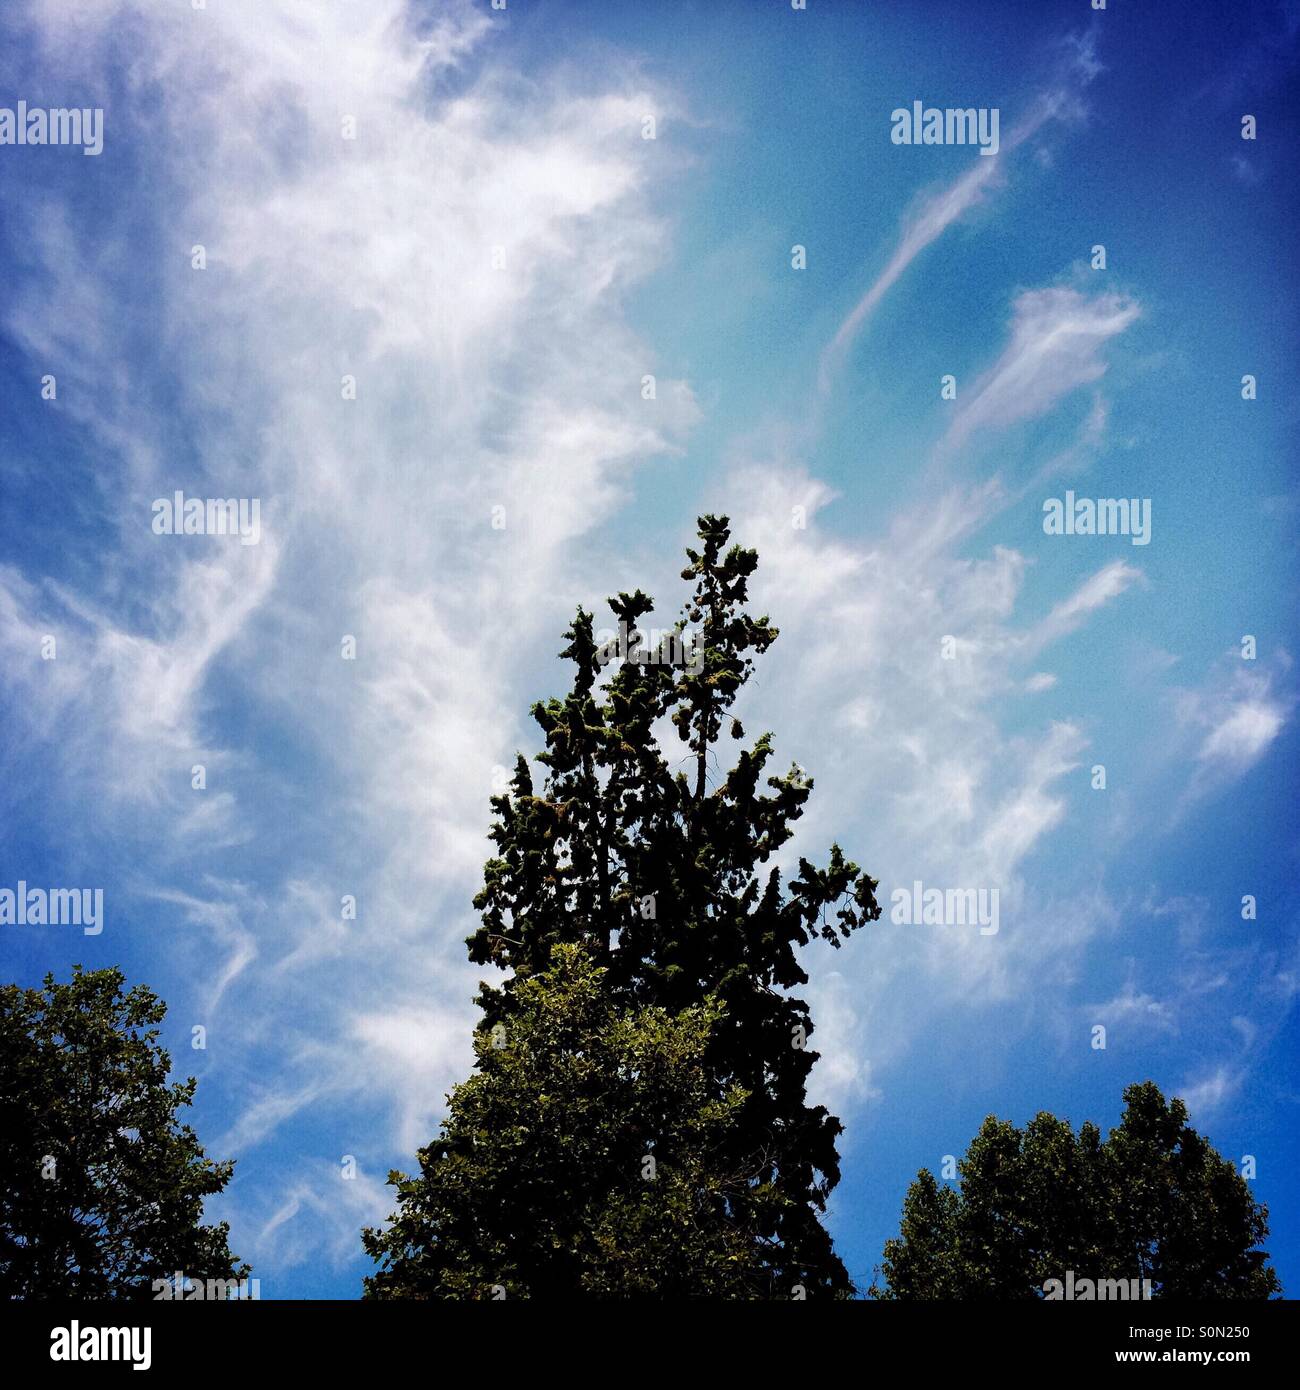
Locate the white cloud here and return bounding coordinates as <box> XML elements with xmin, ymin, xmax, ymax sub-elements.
<box><xmin>142</xmin><ymin>883</ymin><xmax>261</xmax><ymax>1014</ymax></box>
<box><xmin>1177</xmin><ymin>1065</ymin><xmax>1241</xmax><ymax>1120</ymax></box>
<box><xmin>819</xmin><ymin>156</ymin><xmax>1004</xmax><ymax>390</ymax></box>
<box><xmin>240</xmin><ymin>1163</ymin><xmax>393</xmax><ymax>1276</ymax></box>
<box><xmin>1199</xmin><ymin>698</ymin><xmax>1285</xmax><ymax>769</ymax></box>
<box><xmin>943</xmin><ymin>288</ymin><xmax>1140</xmax><ymax>451</ymax></box>
<box><xmin>819</xmin><ymin>32</ymin><xmax>1103</xmax><ymax>392</ymax></box>
<box><xmin>703</xmin><ymin>460</ymin><xmax>1127</xmax><ymax>1110</ymax></box>
<box><xmin>1087</xmin><ymin>981</ymin><xmax>1177</xmax><ymax>1037</ymax></box>
<box><xmin>1026</xmin><ymin>559</ymin><xmax>1144</xmax><ymax>653</ymax></box>
<box><xmin>350</xmin><ymin>1005</ymin><xmax>476</xmax><ymax>1155</ymax></box>
<box><xmin>709</xmin><ymin>247</ymin><xmax>1153</xmax><ymax>1113</ymax></box>
<box><xmin>1172</xmin><ymin>661</ymin><xmax>1293</xmax><ymax>806</ymax></box>
<box><xmin>1</xmin><ymin>0</ymin><xmax>697</xmax><ymax>1273</ymax></box>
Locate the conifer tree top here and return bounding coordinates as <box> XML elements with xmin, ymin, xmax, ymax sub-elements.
<box><xmin>455</xmin><ymin>516</ymin><xmax>881</xmax><ymax>1296</ymax></box>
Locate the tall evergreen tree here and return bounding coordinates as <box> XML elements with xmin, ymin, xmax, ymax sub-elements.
<box><xmin>374</xmin><ymin>516</ymin><xmax>880</xmax><ymax>1297</ymax></box>
<box><xmin>873</xmin><ymin>1082</ymin><xmax>1281</xmax><ymax>1299</ymax></box>
<box><xmin>0</xmin><ymin>966</ymin><xmax>247</xmax><ymax>1299</ymax></box>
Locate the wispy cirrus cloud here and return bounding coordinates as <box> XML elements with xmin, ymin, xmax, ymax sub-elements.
<box><xmin>819</xmin><ymin>30</ymin><xmax>1104</xmax><ymax>394</ymax></box>
<box><xmin>1026</xmin><ymin>558</ymin><xmax>1145</xmax><ymax>654</ymax></box>
<box><xmin>1198</xmin><ymin>689</ymin><xmax>1287</xmax><ymax>771</ymax></box>
<box><xmin>1173</xmin><ymin>659</ymin><xmax>1294</xmax><ymax>807</ymax></box>
<box><xmin>1177</xmin><ymin>1064</ymin><xmax>1243</xmax><ymax>1120</ymax></box>
<box><xmin>941</xmin><ymin>287</ymin><xmax>1140</xmax><ymax>453</ymax></box>
<box><xmin>0</xmin><ymin>0</ymin><xmax>697</xmax><ymax>1271</ymax></box>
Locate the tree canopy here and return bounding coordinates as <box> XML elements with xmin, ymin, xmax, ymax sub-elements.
<box><xmin>364</xmin><ymin>943</ymin><xmax>788</xmax><ymax>1298</ymax></box>
<box><xmin>872</xmin><ymin>1081</ymin><xmax>1281</xmax><ymax>1300</ymax></box>
<box><xmin>0</xmin><ymin>966</ymin><xmax>246</xmax><ymax>1299</ymax></box>
<box><xmin>367</xmin><ymin>515</ymin><xmax>880</xmax><ymax>1297</ymax></box>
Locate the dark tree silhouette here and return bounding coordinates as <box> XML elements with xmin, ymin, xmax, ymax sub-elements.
<box><xmin>366</xmin><ymin>516</ymin><xmax>880</xmax><ymax>1298</ymax></box>
<box><xmin>0</xmin><ymin>966</ymin><xmax>247</xmax><ymax>1299</ymax></box>
<box><xmin>873</xmin><ymin>1081</ymin><xmax>1281</xmax><ymax>1299</ymax></box>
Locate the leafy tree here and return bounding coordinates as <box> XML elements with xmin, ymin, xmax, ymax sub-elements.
<box><xmin>873</xmin><ymin>1081</ymin><xmax>1281</xmax><ymax>1299</ymax></box>
<box><xmin>0</xmin><ymin>966</ymin><xmax>247</xmax><ymax>1299</ymax></box>
<box><xmin>364</xmin><ymin>944</ymin><xmax>789</xmax><ymax>1298</ymax></box>
<box><xmin>373</xmin><ymin>516</ymin><xmax>880</xmax><ymax>1297</ymax></box>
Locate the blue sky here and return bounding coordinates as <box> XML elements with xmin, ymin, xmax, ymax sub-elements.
<box><xmin>1</xmin><ymin>0</ymin><xmax>1297</xmax><ymax>1298</ymax></box>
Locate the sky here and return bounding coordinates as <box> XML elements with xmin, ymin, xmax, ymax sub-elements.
<box><xmin>1</xmin><ymin>0</ymin><xmax>1297</xmax><ymax>1298</ymax></box>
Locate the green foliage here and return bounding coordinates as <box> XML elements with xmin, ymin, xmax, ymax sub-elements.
<box><xmin>0</xmin><ymin>966</ymin><xmax>246</xmax><ymax>1299</ymax></box>
<box><xmin>364</xmin><ymin>944</ymin><xmax>793</xmax><ymax>1298</ymax></box>
<box><xmin>370</xmin><ymin>516</ymin><xmax>880</xmax><ymax>1297</ymax></box>
<box><xmin>873</xmin><ymin>1082</ymin><xmax>1281</xmax><ymax>1299</ymax></box>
